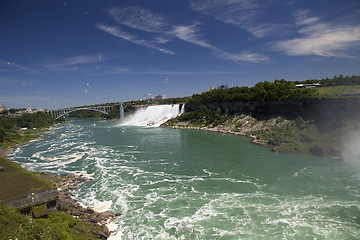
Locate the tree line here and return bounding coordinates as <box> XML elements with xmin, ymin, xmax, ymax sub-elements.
<box><xmin>187</xmin><ymin>75</ymin><xmax>360</xmax><ymax>104</ymax></box>
<box><xmin>187</xmin><ymin>79</ymin><xmax>318</xmax><ymax>104</ymax></box>
<box><xmin>0</xmin><ymin>112</ymin><xmax>56</xmax><ymax>147</ymax></box>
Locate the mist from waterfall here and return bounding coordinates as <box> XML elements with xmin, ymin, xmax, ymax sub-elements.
<box><xmin>119</xmin><ymin>104</ymin><xmax>184</xmax><ymax>127</ymax></box>
<box><xmin>342</xmin><ymin>130</ymin><xmax>360</xmax><ymax>163</ymax></box>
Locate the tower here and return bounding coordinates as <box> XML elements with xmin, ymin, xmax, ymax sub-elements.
<box><xmin>28</xmin><ymin>104</ymin><xmax>32</xmax><ymax>113</ymax></box>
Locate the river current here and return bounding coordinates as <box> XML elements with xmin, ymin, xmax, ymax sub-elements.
<box><xmin>8</xmin><ymin>119</ymin><xmax>360</xmax><ymax>239</ymax></box>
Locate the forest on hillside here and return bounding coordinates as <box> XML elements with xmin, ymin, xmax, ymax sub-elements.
<box><xmin>187</xmin><ymin>75</ymin><xmax>360</xmax><ymax>104</ymax></box>
<box><xmin>0</xmin><ymin>112</ymin><xmax>56</xmax><ymax>148</ymax></box>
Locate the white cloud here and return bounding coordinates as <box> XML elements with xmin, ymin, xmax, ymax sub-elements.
<box><xmin>189</xmin><ymin>0</ymin><xmax>287</xmax><ymax>38</ymax></box>
<box><xmin>95</xmin><ymin>23</ymin><xmax>175</xmax><ymax>55</ymax></box>
<box><xmin>153</xmin><ymin>36</ymin><xmax>172</xmax><ymax>44</ymax></box>
<box><xmin>272</xmin><ymin>11</ymin><xmax>360</xmax><ymax>57</ymax></box>
<box><xmin>103</xmin><ymin>66</ymin><xmax>131</xmax><ymax>75</ymax></box>
<box><xmin>44</xmin><ymin>55</ymin><xmax>99</xmax><ymax>69</ymax></box>
<box><xmin>217</xmin><ymin>51</ymin><xmax>269</xmax><ymax>62</ymax></box>
<box><xmin>62</xmin><ymin>55</ymin><xmax>98</xmax><ymax>66</ymax></box>
<box><xmin>97</xmin><ymin>6</ymin><xmax>268</xmax><ymax>63</ymax></box>
<box><xmin>170</xmin><ymin>24</ymin><xmax>212</xmax><ymax>48</ymax></box>
<box><xmin>169</xmin><ymin>24</ymin><xmax>268</xmax><ymax>62</ymax></box>
<box><xmin>104</xmin><ymin>7</ymin><xmax>209</xmax><ymax>47</ymax></box>
<box><xmin>0</xmin><ymin>59</ymin><xmax>36</xmax><ymax>72</ymax></box>
<box><xmin>293</xmin><ymin>9</ymin><xmax>320</xmax><ymax>26</ymax></box>
<box><xmin>106</xmin><ymin>6</ymin><xmax>169</xmax><ymax>33</ymax></box>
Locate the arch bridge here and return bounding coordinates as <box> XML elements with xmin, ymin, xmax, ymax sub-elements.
<box><xmin>48</xmin><ymin>106</ymin><xmax>113</xmax><ymax>120</ymax></box>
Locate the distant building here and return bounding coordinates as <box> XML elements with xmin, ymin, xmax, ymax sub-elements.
<box><xmin>154</xmin><ymin>95</ymin><xmax>166</xmax><ymax>100</ymax></box>
<box><xmin>209</xmin><ymin>86</ymin><xmax>214</xmax><ymax>91</ymax></box>
<box><xmin>218</xmin><ymin>84</ymin><xmax>228</xmax><ymax>89</ymax></box>
<box><xmin>295</xmin><ymin>83</ymin><xmax>322</xmax><ymax>88</ymax></box>
<box><xmin>0</xmin><ymin>104</ymin><xmax>7</xmax><ymax>112</ymax></box>
<box><xmin>27</xmin><ymin>104</ymin><xmax>32</xmax><ymax>113</ymax></box>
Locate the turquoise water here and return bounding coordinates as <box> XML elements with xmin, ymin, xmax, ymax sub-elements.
<box><xmin>9</xmin><ymin>119</ymin><xmax>360</xmax><ymax>239</ymax></box>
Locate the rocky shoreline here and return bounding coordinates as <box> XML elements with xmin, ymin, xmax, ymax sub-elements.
<box><xmin>1</xmin><ymin>145</ymin><xmax>120</xmax><ymax>239</ymax></box>
<box><xmin>162</xmin><ymin>121</ymin><xmax>270</xmax><ymax>148</ymax></box>
<box><xmin>36</xmin><ymin>172</ymin><xmax>118</xmax><ymax>239</ymax></box>
<box><xmin>0</xmin><ymin>124</ymin><xmax>121</xmax><ymax>239</ymax></box>
<box><xmin>0</xmin><ymin>147</ymin><xmax>13</xmax><ymax>157</ymax></box>
<box><xmin>161</xmin><ymin>114</ymin><xmax>343</xmax><ymax>158</ymax></box>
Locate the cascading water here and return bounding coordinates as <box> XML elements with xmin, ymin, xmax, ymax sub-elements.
<box><xmin>120</xmin><ymin>104</ymin><xmax>185</xmax><ymax>127</ymax></box>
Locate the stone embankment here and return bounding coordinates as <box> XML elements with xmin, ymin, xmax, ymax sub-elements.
<box><xmin>40</xmin><ymin>173</ymin><xmax>116</xmax><ymax>239</ymax></box>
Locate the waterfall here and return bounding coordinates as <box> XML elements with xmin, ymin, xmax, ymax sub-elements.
<box><xmin>120</xmin><ymin>104</ymin><xmax>184</xmax><ymax>127</ymax></box>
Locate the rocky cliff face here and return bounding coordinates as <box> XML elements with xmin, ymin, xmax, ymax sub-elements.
<box><xmin>185</xmin><ymin>98</ymin><xmax>360</xmax><ymax>132</ymax></box>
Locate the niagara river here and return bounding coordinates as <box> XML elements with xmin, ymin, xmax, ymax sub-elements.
<box><xmin>8</xmin><ymin>106</ymin><xmax>360</xmax><ymax>239</ymax></box>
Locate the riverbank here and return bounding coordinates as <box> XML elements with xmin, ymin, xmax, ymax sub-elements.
<box><xmin>0</xmin><ymin>147</ymin><xmax>13</xmax><ymax>156</ymax></box>
<box><xmin>37</xmin><ymin>172</ymin><xmax>115</xmax><ymax>238</ymax></box>
<box><xmin>0</xmin><ymin>155</ymin><xmax>114</xmax><ymax>239</ymax></box>
<box><xmin>162</xmin><ymin>112</ymin><xmax>347</xmax><ymax>158</ymax></box>
<box><xmin>0</xmin><ymin>123</ymin><xmax>116</xmax><ymax>239</ymax></box>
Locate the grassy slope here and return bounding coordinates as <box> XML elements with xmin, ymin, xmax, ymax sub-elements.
<box><xmin>316</xmin><ymin>85</ymin><xmax>360</xmax><ymax>97</ymax></box>
<box><xmin>0</xmin><ymin>131</ymin><xmax>41</xmax><ymax>150</ymax></box>
<box><xmin>0</xmin><ymin>201</ymin><xmax>100</xmax><ymax>240</ymax></box>
<box><xmin>0</xmin><ymin>156</ymin><xmax>54</xmax><ymax>201</ymax></box>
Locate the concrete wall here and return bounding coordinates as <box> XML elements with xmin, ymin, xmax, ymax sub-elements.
<box><xmin>185</xmin><ymin>98</ymin><xmax>360</xmax><ymax>131</ymax></box>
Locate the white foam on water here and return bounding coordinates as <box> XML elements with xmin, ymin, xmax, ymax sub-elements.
<box><xmin>107</xmin><ymin>221</ymin><xmax>118</xmax><ymax>232</ymax></box>
<box><xmin>108</xmin><ymin>231</ymin><xmax>122</xmax><ymax>240</ymax></box>
<box><xmin>73</xmin><ymin>171</ymin><xmax>95</xmax><ymax>180</ymax></box>
<box><xmin>8</xmin><ymin>119</ymin><xmax>360</xmax><ymax>239</ymax></box>
<box><xmin>93</xmin><ymin>200</ymin><xmax>113</xmax><ymax>213</ymax></box>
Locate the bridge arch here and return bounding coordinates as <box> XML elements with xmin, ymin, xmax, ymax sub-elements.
<box><xmin>55</xmin><ymin>108</ymin><xmax>109</xmax><ymax>120</ymax></box>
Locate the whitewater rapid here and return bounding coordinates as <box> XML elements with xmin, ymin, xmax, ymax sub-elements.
<box><xmin>119</xmin><ymin>104</ymin><xmax>184</xmax><ymax>127</ymax></box>
<box><xmin>8</xmin><ymin>119</ymin><xmax>360</xmax><ymax>239</ymax></box>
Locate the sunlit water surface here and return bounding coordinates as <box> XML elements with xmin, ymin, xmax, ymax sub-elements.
<box><xmin>9</xmin><ymin>120</ymin><xmax>360</xmax><ymax>239</ymax></box>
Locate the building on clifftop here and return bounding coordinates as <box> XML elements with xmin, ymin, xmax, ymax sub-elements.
<box><xmin>0</xmin><ymin>104</ymin><xmax>7</xmax><ymax>112</ymax></box>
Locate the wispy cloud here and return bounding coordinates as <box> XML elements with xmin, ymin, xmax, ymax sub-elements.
<box><xmin>61</xmin><ymin>55</ymin><xmax>98</xmax><ymax>66</ymax></box>
<box><xmin>0</xmin><ymin>59</ymin><xmax>37</xmax><ymax>72</ymax></box>
<box><xmin>189</xmin><ymin>0</ymin><xmax>288</xmax><ymax>38</ymax></box>
<box><xmin>96</xmin><ymin>6</ymin><xmax>268</xmax><ymax>63</ymax></box>
<box><xmin>169</xmin><ymin>24</ymin><xmax>268</xmax><ymax>62</ymax></box>
<box><xmin>170</xmin><ymin>24</ymin><xmax>212</xmax><ymax>48</ymax></box>
<box><xmin>102</xmin><ymin>66</ymin><xmax>131</xmax><ymax>75</ymax></box>
<box><xmin>217</xmin><ymin>51</ymin><xmax>269</xmax><ymax>62</ymax></box>
<box><xmin>0</xmin><ymin>77</ymin><xmax>21</xmax><ymax>85</ymax></box>
<box><xmin>44</xmin><ymin>55</ymin><xmax>100</xmax><ymax>69</ymax></box>
<box><xmin>272</xmin><ymin>10</ymin><xmax>360</xmax><ymax>57</ymax></box>
<box><xmin>95</xmin><ymin>23</ymin><xmax>175</xmax><ymax>55</ymax></box>
<box><xmin>106</xmin><ymin>69</ymin><xmax>245</xmax><ymax>75</ymax></box>
<box><xmin>106</xmin><ymin>6</ymin><xmax>169</xmax><ymax>33</ymax></box>
<box><xmin>293</xmin><ymin>9</ymin><xmax>320</xmax><ymax>26</ymax></box>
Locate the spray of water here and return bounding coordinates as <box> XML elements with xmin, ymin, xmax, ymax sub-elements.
<box><xmin>119</xmin><ymin>104</ymin><xmax>184</xmax><ymax>127</ymax></box>
<box><xmin>342</xmin><ymin>130</ymin><xmax>360</xmax><ymax>162</ymax></box>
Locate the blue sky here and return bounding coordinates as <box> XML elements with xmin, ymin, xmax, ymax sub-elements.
<box><xmin>1</xmin><ymin>0</ymin><xmax>360</xmax><ymax>109</ymax></box>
